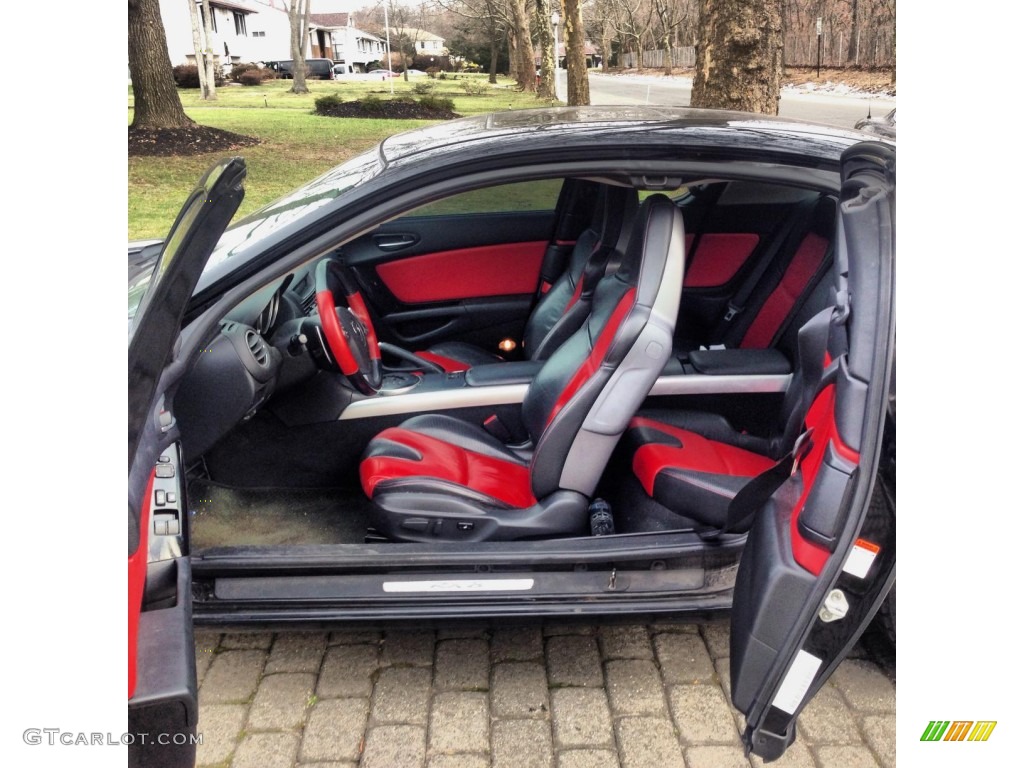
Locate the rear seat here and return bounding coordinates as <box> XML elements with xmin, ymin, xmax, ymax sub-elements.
<box><xmin>676</xmin><ymin>191</ymin><xmax>837</xmax><ymax>362</ymax></box>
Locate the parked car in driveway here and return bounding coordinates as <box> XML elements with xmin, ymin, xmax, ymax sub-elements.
<box><xmin>264</xmin><ymin>58</ymin><xmax>335</xmax><ymax>80</ymax></box>
<box><xmin>127</xmin><ymin>106</ymin><xmax>895</xmax><ymax>767</ymax></box>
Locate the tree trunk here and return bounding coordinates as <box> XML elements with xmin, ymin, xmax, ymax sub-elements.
<box><xmin>536</xmin><ymin>0</ymin><xmax>556</xmax><ymax>99</ymax></box>
<box><xmin>128</xmin><ymin>0</ymin><xmax>193</xmax><ymax>130</ymax></box>
<box><xmin>508</xmin><ymin>31</ymin><xmax>520</xmax><ymax>83</ymax></box>
<box><xmin>187</xmin><ymin>0</ymin><xmax>210</xmax><ymax>99</ymax></box>
<box><xmin>691</xmin><ymin>0</ymin><xmax>783</xmax><ymax>115</ymax></box>
<box><xmin>663</xmin><ymin>33</ymin><xmax>673</xmax><ymax>76</ymax></box>
<box><xmin>288</xmin><ymin>1</ymin><xmax>310</xmax><ymax>94</ymax></box>
<box><xmin>846</xmin><ymin>0</ymin><xmax>860</xmax><ymax>65</ymax></box>
<box><xmin>510</xmin><ymin>0</ymin><xmax>536</xmax><ymax>91</ymax></box>
<box><xmin>488</xmin><ymin>36</ymin><xmax>499</xmax><ymax>84</ymax></box>
<box><xmin>601</xmin><ymin>24</ymin><xmax>611</xmax><ymax>72</ymax></box>
<box><xmin>563</xmin><ymin>0</ymin><xmax>590</xmax><ymax>106</ymax></box>
<box><xmin>200</xmin><ymin>0</ymin><xmax>217</xmax><ymax>99</ymax></box>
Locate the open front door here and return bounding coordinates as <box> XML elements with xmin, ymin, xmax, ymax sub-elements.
<box><xmin>128</xmin><ymin>158</ymin><xmax>246</xmax><ymax>767</ymax></box>
<box><xmin>729</xmin><ymin>142</ymin><xmax>896</xmax><ymax>761</ymax></box>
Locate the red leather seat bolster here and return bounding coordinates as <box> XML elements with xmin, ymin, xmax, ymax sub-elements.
<box><xmin>360</xmin><ymin>427</ymin><xmax>536</xmax><ymax>509</ymax></box>
<box><xmin>629</xmin><ymin>417</ymin><xmax>776</xmax><ymax>497</ymax></box>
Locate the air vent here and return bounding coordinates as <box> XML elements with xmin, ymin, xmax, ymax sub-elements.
<box><xmin>245</xmin><ymin>330</ymin><xmax>269</xmax><ymax>366</ymax></box>
<box><xmin>302</xmin><ymin>290</ymin><xmax>317</xmax><ymax>316</ymax></box>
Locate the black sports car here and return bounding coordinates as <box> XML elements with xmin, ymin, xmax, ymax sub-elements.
<box><xmin>127</xmin><ymin>106</ymin><xmax>895</xmax><ymax>766</ymax></box>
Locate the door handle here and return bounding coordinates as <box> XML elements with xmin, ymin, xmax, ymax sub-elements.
<box><xmin>374</xmin><ymin>234</ymin><xmax>419</xmax><ymax>251</ymax></box>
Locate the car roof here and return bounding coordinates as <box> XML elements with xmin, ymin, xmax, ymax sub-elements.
<box><xmin>377</xmin><ymin>106</ymin><xmax>879</xmax><ymax>169</ymax></box>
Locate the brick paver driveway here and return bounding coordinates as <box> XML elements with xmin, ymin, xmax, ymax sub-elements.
<box><xmin>194</xmin><ymin>621</ymin><xmax>895</xmax><ymax>768</ymax></box>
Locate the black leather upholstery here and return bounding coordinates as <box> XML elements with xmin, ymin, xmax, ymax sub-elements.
<box><xmin>361</xmin><ymin>195</ymin><xmax>685</xmax><ymax>542</ymax></box>
<box><xmin>422</xmin><ymin>185</ymin><xmax>640</xmax><ymax>370</ymax></box>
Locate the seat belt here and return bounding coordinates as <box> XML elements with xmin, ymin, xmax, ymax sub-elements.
<box><xmin>714</xmin><ymin>306</ymin><xmax>840</xmax><ymax>535</ymax></box>
<box><xmin>535</xmin><ymin>181</ymin><xmax>599</xmax><ymax>300</ymax></box>
<box><xmin>720</xmin><ymin>196</ymin><xmax>821</xmax><ymax>326</ymax></box>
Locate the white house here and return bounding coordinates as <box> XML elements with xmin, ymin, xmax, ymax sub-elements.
<box><xmin>394</xmin><ymin>27</ymin><xmax>447</xmax><ymax>56</ymax></box>
<box><xmin>157</xmin><ymin>0</ymin><xmax>297</xmax><ymax>71</ymax></box>
<box><xmin>309</xmin><ymin>12</ymin><xmax>386</xmax><ymax>71</ymax></box>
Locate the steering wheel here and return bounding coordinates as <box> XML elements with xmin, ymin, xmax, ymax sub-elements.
<box><xmin>314</xmin><ymin>259</ymin><xmax>382</xmax><ymax>395</ymax></box>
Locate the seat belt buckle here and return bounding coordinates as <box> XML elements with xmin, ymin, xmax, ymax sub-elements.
<box><xmin>483</xmin><ymin>414</ymin><xmax>512</xmax><ymax>443</ymax></box>
<box><xmin>790</xmin><ymin>428</ymin><xmax>814</xmax><ymax>476</ymax></box>
<box><xmin>723</xmin><ymin>303</ymin><xmax>742</xmax><ymax>322</ymax></box>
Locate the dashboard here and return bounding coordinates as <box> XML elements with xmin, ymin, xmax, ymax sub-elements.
<box><xmin>175</xmin><ymin>264</ymin><xmax>321</xmax><ymax>462</ymax></box>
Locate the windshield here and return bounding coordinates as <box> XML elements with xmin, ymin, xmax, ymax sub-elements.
<box><xmin>201</xmin><ymin>149</ymin><xmax>383</xmax><ymax>278</ymax></box>
<box><xmin>128</xmin><ymin>267</ymin><xmax>153</xmax><ymax>331</ymax></box>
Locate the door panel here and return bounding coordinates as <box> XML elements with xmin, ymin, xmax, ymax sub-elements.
<box><xmin>341</xmin><ymin>180</ymin><xmax>563</xmax><ymax>355</ymax></box>
<box><xmin>128</xmin><ymin>159</ymin><xmax>246</xmax><ymax>768</ymax></box>
<box><xmin>375</xmin><ymin>241</ymin><xmax>547</xmax><ymax>303</ymax></box>
<box><xmin>727</xmin><ymin>142</ymin><xmax>895</xmax><ymax>760</ymax></box>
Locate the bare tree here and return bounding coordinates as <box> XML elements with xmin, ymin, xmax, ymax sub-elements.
<box><xmin>128</xmin><ymin>0</ymin><xmax>193</xmax><ymax>129</ymax></box>
<box><xmin>186</xmin><ymin>0</ymin><xmax>217</xmax><ymax>99</ymax></box>
<box><xmin>651</xmin><ymin>0</ymin><xmax>683</xmax><ymax>75</ymax></box>
<box><xmin>199</xmin><ymin>0</ymin><xmax>218</xmax><ymax>98</ymax></box>
<box><xmin>609</xmin><ymin>0</ymin><xmax>653</xmax><ymax>69</ymax></box>
<box><xmin>691</xmin><ymin>0</ymin><xmax>783</xmax><ymax>114</ymax></box>
<box><xmin>563</xmin><ymin>0</ymin><xmax>590</xmax><ymax>104</ymax></box>
<box><xmin>434</xmin><ymin>0</ymin><xmax>511</xmax><ymax>83</ymax></box>
<box><xmin>287</xmin><ymin>0</ymin><xmax>313</xmax><ymax>94</ymax></box>
<box><xmin>509</xmin><ymin>0</ymin><xmax>536</xmax><ymax>91</ymax></box>
<box><xmin>536</xmin><ymin>0</ymin><xmax>556</xmax><ymax>99</ymax></box>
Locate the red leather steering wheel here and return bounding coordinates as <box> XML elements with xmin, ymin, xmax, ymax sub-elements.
<box><xmin>314</xmin><ymin>259</ymin><xmax>382</xmax><ymax>395</ymax></box>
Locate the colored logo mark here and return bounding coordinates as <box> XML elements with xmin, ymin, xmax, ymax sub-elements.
<box><xmin>921</xmin><ymin>721</ymin><xmax>997</xmax><ymax>742</ymax></box>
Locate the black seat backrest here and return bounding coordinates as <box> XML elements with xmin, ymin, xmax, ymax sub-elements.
<box><xmin>524</xmin><ymin>185</ymin><xmax>639</xmax><ymax>360</ymax></box>
<box><xmin>521</xmin><ymin>195</ymin><xmax>685</xmax><ymax>499</ymax></box>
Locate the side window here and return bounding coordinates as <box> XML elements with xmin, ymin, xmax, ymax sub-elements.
<box><xmin>402</xmin><ymin>179</ymin><xmax>563</xmax><ymax>218</ymax></box>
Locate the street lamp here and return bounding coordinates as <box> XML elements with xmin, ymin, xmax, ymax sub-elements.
<box><xmin>551</xmin><ymin>11</ymin><xmax>560</xmax><ymax>102</ymax></box>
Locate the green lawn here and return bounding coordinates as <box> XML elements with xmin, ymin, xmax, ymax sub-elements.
<box><xmin>129</xmin><ymin>76</ymin><xmax>559</xmax><ymax>240</ymax></box>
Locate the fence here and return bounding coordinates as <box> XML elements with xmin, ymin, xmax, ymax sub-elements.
<box><xmin>620</xmin><ymin>46</ymin><xmax>695</xmax><ymax>70</ymax></box>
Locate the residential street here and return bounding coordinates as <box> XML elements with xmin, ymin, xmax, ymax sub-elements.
<box><xmin>581</xmin><ymin>72</ymin><xmax>896</xmax><ymax>130</ymax></box>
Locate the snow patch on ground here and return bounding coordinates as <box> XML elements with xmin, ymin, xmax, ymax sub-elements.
<box><xmin>783</xmin><ymin>80</ymin><xmax>895</xmax><ymax>99</ymax></box>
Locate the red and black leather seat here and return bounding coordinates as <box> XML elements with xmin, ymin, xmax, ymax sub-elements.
<box><xmin>360</xmin><ymin>194</ymin><xmax>684</xmax><ymax>541</ymax></box>
<box><xmin>418</xmin><ymin>185</ymin><xmax>639</xmax><ymax>372</ymax></box>
<box><xmin>619</xmin><ymin>306</ymin><xmax>837</xmax><ymax>533</ymax></box>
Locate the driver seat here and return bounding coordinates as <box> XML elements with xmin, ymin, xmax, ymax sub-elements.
<box><xmin>359</xmin><ymin>195</ymin><xmax>685</xmax><ymax>542</ymax></box>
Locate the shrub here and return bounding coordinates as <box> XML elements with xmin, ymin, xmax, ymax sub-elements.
<box><xmin>230</xmin><ymin>62</ymin><xmax>258</xmax><ymax>82</ymax></box>
<box><xmin>412</xmin><ymin>81</ymin><xmax>434</xmax><ymax>95</ymax></box>
<box><xmin>238</xmin><ymin>71</ymin><xmax>264</xmax><ymax>86</ymax></box>
<box><xmin>314</xmin><ymin>93</ymin><xmax>345</xmax><ymax>113</ymax></box>
<box><xmin>460</xmin><ymin>79</ymin><xmax>488</xmax><ymax>96</ymax></box>
<box><xmin>172</xmin><ymin>63</ymin><xmax>226</xmax><ymax>89</ymax></box>
<box><xmin>418</xmin><ymin>94</ymin><xmax>456</xmax><ymax>113</ymax></box>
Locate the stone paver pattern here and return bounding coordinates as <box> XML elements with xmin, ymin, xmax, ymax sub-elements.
<box><xmin>193</xmin><ymin>622</ymin><xmax>895</xmax><ymax>768</ymax></box>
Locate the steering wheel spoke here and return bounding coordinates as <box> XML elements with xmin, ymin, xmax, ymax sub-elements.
<box><xmin>314</xmin><ymin>259</ymin><xmax>382</xmax><ymax>395</ymax></box>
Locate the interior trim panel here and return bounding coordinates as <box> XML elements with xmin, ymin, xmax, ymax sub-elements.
<box><xmin>337</xmin><ymin>373</ymin><xmax>792</xmax><ymax>421</ymax></box>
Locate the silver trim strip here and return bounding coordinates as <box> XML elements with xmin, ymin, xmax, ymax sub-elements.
<box><xmin>338</xmin><ymin>375</ymin><xmax>791</xmax><ymax>420</ymax></box>
<box><xmin>339</xmin><ymin>383</ymin><xmax>530</xmax><ymax>420</ymax></box>
<box><xmin>649</xmin><ymin>373</ymin><xmax>792</xmax><ymax>395</ymax></box>
<box><xmin>383</xmin><ymin>578</ymin><xmax>535</xmax><ymax>593</ymax></box>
